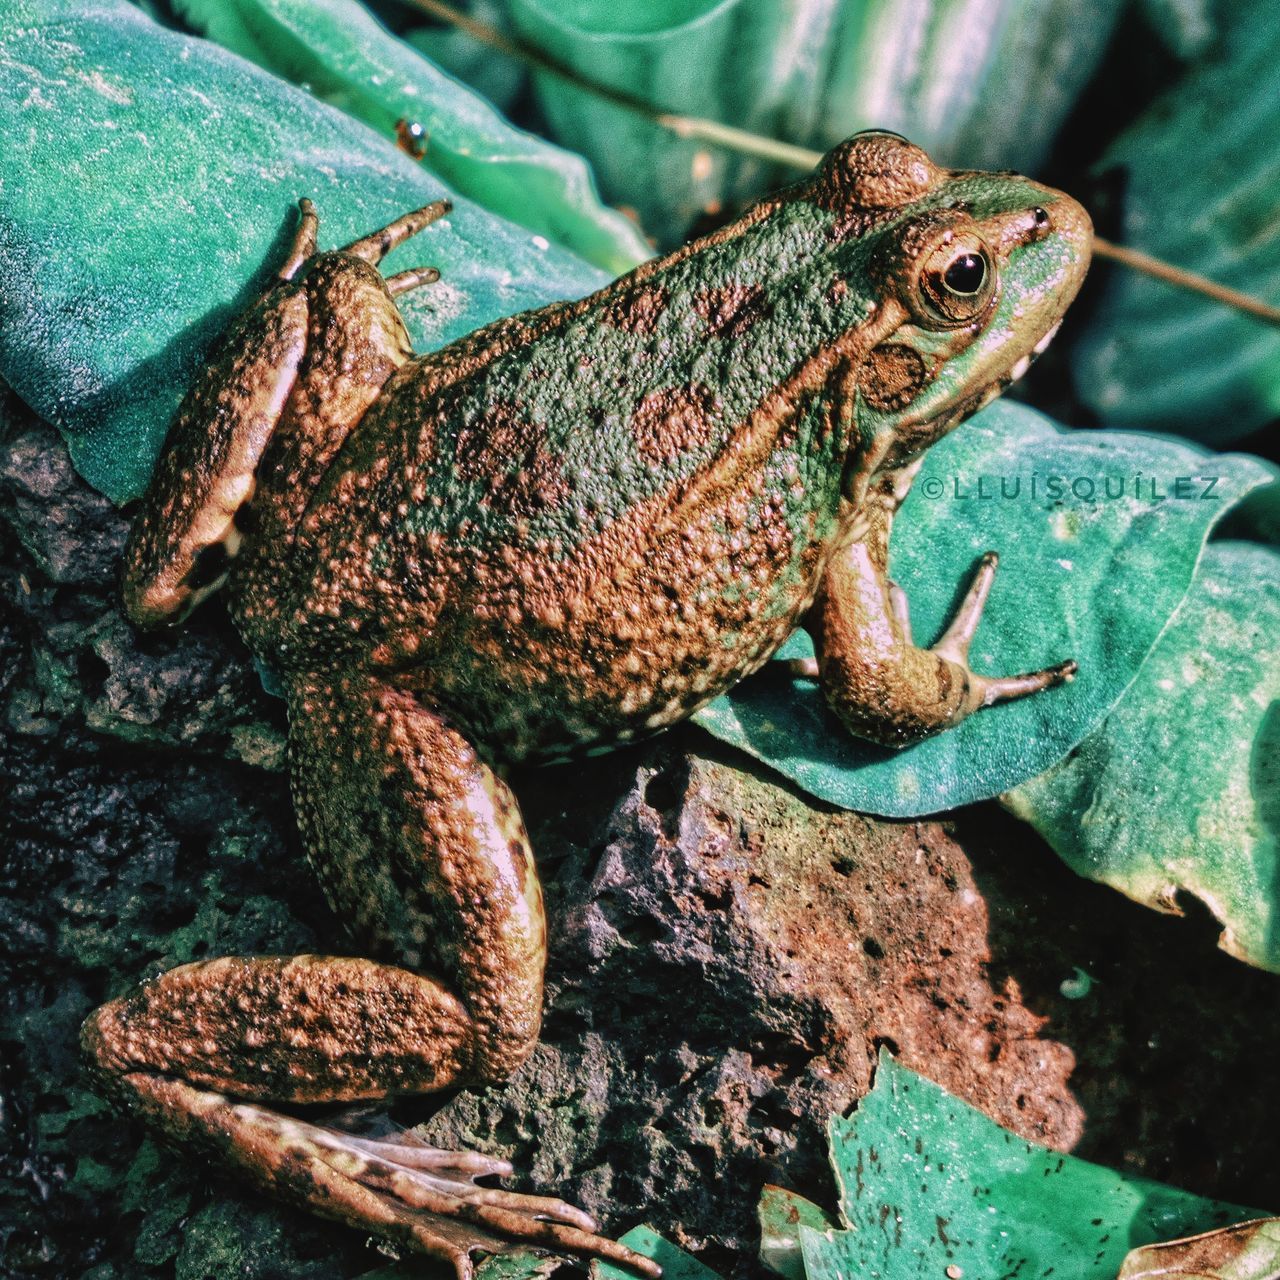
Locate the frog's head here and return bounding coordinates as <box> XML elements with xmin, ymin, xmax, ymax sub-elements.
<box><xmin>809</xmin><ymin>132</ymin><xmax>1092</xmax><ymax>496</ymax></box>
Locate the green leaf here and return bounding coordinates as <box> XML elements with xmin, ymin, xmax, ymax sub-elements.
<box><xmin>1005</xmin><ymin>541</ymin><xmax>1280</xmax><ymax>972</ymax></box>
<box><xmin>1137</xmin><ymin>0</ymin><xmax>1217</xmax><ymax>59</ymax></box>
<box><xmin>596</xmin><ymin>1225</ymin><xmax>724</xmax><ymax>1280</ymax></box>
<box><xmin>506</xmin><ymin>0</ymin><xmax>1122</xmax><ymax>244</ymax></box>
<box><xmin>1118</xmin><ymin>1217</ymin><xmax>1280</xmax><ymax>1279</ymax></box>
<box><xmin>405</xmin><ymin>3</ymin><xmax>525</xmax><ymax>116</ymax></box>
<box><xmin>170</xmin><ymin>0</ymin><xmax>653</xmax><ymax>275</ymax></box>
<box><xmin>801</xmin><ymin>1052</ymin><xmax>1262</xmax><ymax>1280</ymax></box>
<box><xmin>0</xmin><ymin>0</ymin><xmax>606</xmax><ymax>503</ymax></box>
<box><xmin>1072</xmin><ymin>0</ymin><xmax>1280</xmax><ymax>442</ymax></box>
<box><xmin>758</xmin><ymin>1186</ymin><xmax>835</xmax><ymax>1280</ymax></box>
<box><xmin>694</xmin><ymin>401</ymin><xmax>1276</xmax><ymax>817</ymax></box>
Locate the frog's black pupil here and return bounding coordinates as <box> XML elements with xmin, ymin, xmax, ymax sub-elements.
<box><xmin>943</xmin><ymin>253</ymin><xmax>986</xmax><ymax>295</ymax></box>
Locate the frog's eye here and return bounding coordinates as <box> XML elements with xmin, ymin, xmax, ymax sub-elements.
<box><xmin>942</xmin><ymin>252</ymin><xmax>987</xmax><ymax>295</ymax></box>
<box><xmin>918</xmin><ymin>236</ymin><xmax>995</xmax><ymax>324</ymax></box>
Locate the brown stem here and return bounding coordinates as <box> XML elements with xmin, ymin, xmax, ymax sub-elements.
<box><xmin>404</xmin><ymin>0</ymin><xmax>1280</xmax><ymax>329</ymax></box>
<box><xmin>1091</xmin><ymin>237</ymin><xmax>1280</xmax><ymax>327</ymax></box>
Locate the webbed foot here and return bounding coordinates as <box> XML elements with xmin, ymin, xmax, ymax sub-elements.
<box><xmin>238</xmin><ymin>1108</ymin><xmax>660</xmax><ymax>1279</ymax></box>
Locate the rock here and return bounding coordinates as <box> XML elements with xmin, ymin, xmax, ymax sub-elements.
<box><xmin>0</xmin><ymin>389</ymin><xmax>287</xmax><ymax>767</ymax></box>
<box><xmin>5</xmin><ymin>385</ymin><xmax>1280</xmax><ymax>1279</ymax></box>
<box><xmin>424</xmin><ymin>750</ymin><xmax>1082</xmax><ymax>1263</ymax></box>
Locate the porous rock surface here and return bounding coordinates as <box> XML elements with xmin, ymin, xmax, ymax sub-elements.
<box><xmin>4</xmin><ymin>391</ymin><xmax>1280</xmax><ymax>1279</ymax></box>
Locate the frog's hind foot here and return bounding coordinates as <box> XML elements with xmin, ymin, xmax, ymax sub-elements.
<box><xmin>94</xmin><ymin>1070</ymin><xmax>659</xmax><ymax>1280</ymax></box>
<box><xmin>238</xmin><ymin>1103</ymin><xmax>660</xmax><ymax>1280</ymax></box>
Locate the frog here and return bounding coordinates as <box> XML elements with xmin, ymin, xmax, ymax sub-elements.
<box><xmin>82</xmin><ymin>132</ymin><xmax>1091</xmax><ymax>1278</ymax></box>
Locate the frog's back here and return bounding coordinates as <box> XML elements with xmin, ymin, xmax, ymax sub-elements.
<box><xmin>287</xmin><ymin>203</ymin><xmax>863</xmax><ymax>759</ymax></box>
<box><xmin>357</xmin><ymin>199</ymin><xmax>855</xmax><ymax>545</ymax></box>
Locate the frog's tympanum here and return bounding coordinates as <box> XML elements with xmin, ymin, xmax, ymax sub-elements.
<box><xmin>84</xmin><ymin>134</ymin><xmax>1091</xmax><ymax>1276</ymax></box>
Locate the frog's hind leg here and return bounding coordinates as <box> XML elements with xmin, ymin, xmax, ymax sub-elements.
<box><xmin>81</xmin><ymin>672</ymin><xmax>655</xmax><ymax>1279</ymax></box>
<box><xmin>800</xmin><ymin>464</ymin><xmax>1077</xmax><ymax>747</ymax></box>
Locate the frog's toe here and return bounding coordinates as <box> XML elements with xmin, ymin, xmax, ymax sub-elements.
<box><xmin>342</xmin><ymin>199</ymin><xmax>452</xmax><ymax>264</ymax></box>
<box><xmin>385</xmin><ymin>265</ymin><xmax>441</xmax><ymax>297</ymax></box>
<box><xmin>932</xmin><ymin>551</ymin><xmax>1000</xmax><ymax>664</ymax></box>
<box><xmin>256</xmin><ymin>1112</ymin><xmax>661</xmax><ymax>1279</ymax></box>
<box><xmin>933</xmin><ymin>551</ymin><xmax>1078</xmax><ymax>712</ymax></box>
<box><xmin>967</xmin><ymin>657</ymin><xmax>1078</xmax><ymax>710</ymax></box>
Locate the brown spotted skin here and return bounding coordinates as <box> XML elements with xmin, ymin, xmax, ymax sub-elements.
<box><xmin>121</xmin><ymin>282</ymin><xmax>310</xmax><ymax>625</ymax></box>
<box><xmin>94</xmin><ymin>135</ymin><xmax>1093</xmax><ymax>1273</ymax></box>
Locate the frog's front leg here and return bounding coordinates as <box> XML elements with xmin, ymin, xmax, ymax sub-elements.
<box><xmin>798</xmin><ymin>464</ymin><xmax>1077</xmax><ymax>748</ymax></box>
<box><xmin>82</xmin><ymin>673</ymin><xmax>657</xmax><ymax>1279</ymax></box>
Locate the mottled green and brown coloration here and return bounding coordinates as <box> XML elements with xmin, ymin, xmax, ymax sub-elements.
<box><xmin>86</xmin><ymin>133</ymin><xmax>1091</xmax><ymax>1276</ymax></box>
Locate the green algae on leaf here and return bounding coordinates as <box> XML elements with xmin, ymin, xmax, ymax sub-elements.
<box><xmin>800</xmin><ymin>1052</ymin><xmax>1261</xmax><ymax>1280</ymax></box>
<box><xmin>0</xmin><ymin>0</ymin><xmax>607</xmax><ymax>503</ymax></box>
<box><xmin>1072</xmin><ymin>0</ymin><xmax>1280</xmax><ymax>442</ymax></box>
<box><xmin>1006</xmin><ymin>542</ymin><xmax>1280</xmax><ymax>973</ymax></box>
<box><xmin>171</xmin><ymin>0</ymin><xmax>652</xmax><ymax>275</ymax></box>
<box><xmin>694</xmin><ymin>402</ymin><xmax>1277</xmax><ymax>817</ymax></box>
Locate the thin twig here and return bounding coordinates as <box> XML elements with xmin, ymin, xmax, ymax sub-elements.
<box><xmin>1091</xmin><ymin>236</ymin><xmax>1280</xmax><ymax>326</ymax></box>
<box><xmin>406</xmin><ymin>0</ymin><xmax>1280</xmax><ymax>328</ymax></box>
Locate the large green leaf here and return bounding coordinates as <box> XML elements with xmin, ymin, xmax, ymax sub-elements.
<box><xmin>694</xmin><ymin>402</ymin><xmax>1276</xmax><ymax>817</ymax></box>
<box><xmin>0</xmin><ymin>0</ymin><xmax>606</xmax><ymax>502</ymax></box>
<box><xmin>170</xmin><ymin>0</ymin><xmax>653</xmax><ymax>275</ymax></box>
<box><xmin>505</xmin><ymin>0</ymin><xmax>1122</xmax><ymax>244</ymax></box>
<box><xmin>1005</xmin><ymin>541</ymin><xmax>1280</xmax><ymax>973</ymax></box>
<box><xmin>1072</xmin><ymin>0</ymin><xmax>1280</xmax><ymax>442</ymax></box>
<box><xmin>800</xmin><ymin>1053</ymin><xmax>1261</xmax><ymax>1280</ymax></box>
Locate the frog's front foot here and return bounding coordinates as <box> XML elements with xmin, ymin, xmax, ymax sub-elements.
<box><xmin>925</xmin><ymin>550</ymin><xmax>1078</xmax><ymax>714</ymax></box>
<box><xmin>806</xmin><ymin>546</ymin><xmax>1077</xmax><ymax>748</ymax></box>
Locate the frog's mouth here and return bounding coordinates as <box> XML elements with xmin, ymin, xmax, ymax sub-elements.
<box><xmin>934</xmin><ymin>317</ymin><xmax>1062</xmax><ymax>432</ymax></box>
<box><xmin>859</xmin><ymin>315</ymin><xmax>1063</xmax><ymax>480</ymax></box>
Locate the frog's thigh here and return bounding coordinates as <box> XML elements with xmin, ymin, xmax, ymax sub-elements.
<box><xmin>87</xmin><ymin>675</ymin><xmax>543</xmax><ymax>1100</ymax></box>
<box><xmin>806</xmin><ymin>468</ymin><xmax>1073</xmax><ymax>747</ymax></box>
<box><xmin>286</xmin><ymin>672</ymin><xmax>547</xmax><ymax>1084</ymax></box>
